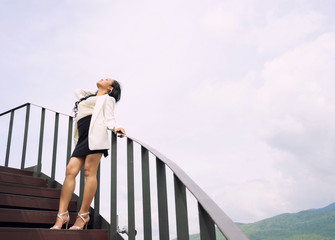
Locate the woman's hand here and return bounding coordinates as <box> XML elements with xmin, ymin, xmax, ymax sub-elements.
<box><xmin>114</xmin><ymin>127</ymin><xmax>126</xmax><ymax>137</ymax></box>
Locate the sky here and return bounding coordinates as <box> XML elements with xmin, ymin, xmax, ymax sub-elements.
<box><xmin>1</xmin><ymin>0</ymin><xmax>335</xmax><ymax>236</ymax></box>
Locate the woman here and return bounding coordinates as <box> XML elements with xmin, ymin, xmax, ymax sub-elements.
<box><xmin>50</xmin><ymin>78</ymin><xmax>126</xmax><ymax>230</ymax></box>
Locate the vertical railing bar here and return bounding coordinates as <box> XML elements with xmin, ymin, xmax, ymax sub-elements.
<box><xmin>110</xmin><ymin>132</ymin><xmax>117</xmax><ymax>240</ymax></box>
<box><xmin>141</xmin><ymin>146</ymin><xmax>152</xmax><ymax>240</ymax></box>
<box><xmin>156</xmin><ymin>158</ymin><xmax>170</xmax><ymax>240</ymax></box>
<box><xmin>5</xmin><ymin>110</ymin><xmax>15</xmax><ymax>167</ymax></box>
<box><xmin>37</xmin><ymin>108</ymin><xmax>45</xmax><ymax>175</ymax></box>
<box><xmin>21</xmin><ymin>104</ymin><xmax>30</xmax><ymax>169</ymax></box>
<box><xmin>51</xmin><ymin>112</ymin><xmax>59</xmax><ymax>180</ymax></box>
<box><xmin>127</xmin><ymin>139</ymin><xmax>136</xmax><ymax>240</ymax></box>
<box><xmin>198</xmin><ymin>202</ymin><xmax>216</xmax><ymax>240</ymax></box>
<box><xmin>94</xmin><ymin>163</ymin><xmax>101</xmax><ymax>229</ymax></box>
<box><xmin>66</xmin><ymin>116</ymin><xmax>73</xmax><ymax>165</ymax></box>
<box><xmin>78</xmin><ymin>168</ymin><xmax>85</xmax><ymax>212</ymax></box>
<box><xmin>174</xmin><ymin>174</ymin><xmax>189</xmax><ymax>240</ymax></box>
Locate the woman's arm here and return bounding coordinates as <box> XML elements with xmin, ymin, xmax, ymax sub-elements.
<box><xmin>104</xmin><ymin>97</ymin><xmax>126</xmax><ymax>135</ymax></box>
<box><xmin>74</xmin><ymin>89</ymin><xmax>97</xmax><ymax>100</ymax></box>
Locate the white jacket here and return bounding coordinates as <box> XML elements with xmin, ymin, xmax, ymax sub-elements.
<box><xmin>73</xmin><ymin>89</ymin><xmax>121</xmax><ymax>150</ymax></box>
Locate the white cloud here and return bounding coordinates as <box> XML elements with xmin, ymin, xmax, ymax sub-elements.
<box><xmin>248</xmin><ymin>10</ymin><xmax>326</xmax><ymax>55</ymax></box>
<box><xmin>253</xmin><ymin>32</ymin><xmax>335</xmax><ymax>212</ymax></box>
<box><xmin>199</xmin><ymin>0</ymin><xmax>255</xmax><ymax>39</ymax></box>
<box><xmin>176</xmin><ymin>31</ymin><xmax>335</xmax><ymax>222</ymax></box>
<box><xmin>258</xmin><ymin>32</ymin><xmax>335</xmax><ymax>134</ymax></box>
<box><xmin>201</xmin><ymin>7</ymin><xmax>239</xmax><ymax>34</ymax></box>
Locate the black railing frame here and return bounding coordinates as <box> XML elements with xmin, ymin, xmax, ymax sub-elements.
<box><xmin>0</xmin><ymin>103</ymin><xmax>249</xmax><ymax>240</ymax></box>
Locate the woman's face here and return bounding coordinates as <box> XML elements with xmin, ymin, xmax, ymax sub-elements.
<box><xmin>97</xmin><ymin>78</ymin><xmax>114</xmax><ymax>91</ymax></box>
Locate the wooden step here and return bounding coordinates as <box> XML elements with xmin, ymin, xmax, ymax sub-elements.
<box><xmin>0</xmin><ymin>193</ymin><xmax>76</xmax><ymax>211</ymax></box>
<box><xmin>0</xmin><ymin>166</ymin><xmax>34</xmax><ymax>176</ymax></box>
<box><xmin>0</xmin><ymin>172</ymin><xmax>48</xmax><ymax>187</ymax></box>
<box><xmin>0</xmin><ymin>182</ymin><xmax>61</xmax><ymax>198</ymax></box>
<box><xmin>0</xmin><ymin>227</ymin><xmax>108</xmax><ymax>240</ymax></box>
<box><xmin>0</xmin><ymin>208</ymin><xmax>88</xmax><ymax>226</ymax></box>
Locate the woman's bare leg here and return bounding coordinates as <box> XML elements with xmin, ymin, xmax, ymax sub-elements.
<box><xmin>51</xmin><ymin>156</ymin><xmax>84</xmax><ymax>229</ymax></box>
<box><xmin>70</xmin><ymin>153</ymin><xmax>102</xmax><ymax>229</ymax></box>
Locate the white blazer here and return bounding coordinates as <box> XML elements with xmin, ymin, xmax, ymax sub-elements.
<box><xmin>73</xmin><ymin>89</ymin><xmax>121</xmax><ymax>150</ymax></box>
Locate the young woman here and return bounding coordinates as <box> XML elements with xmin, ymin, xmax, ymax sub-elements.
<box><xmin>50</xmin><ymin>78</ymin><xmax>126</xmax><ymax>230</ymax></box>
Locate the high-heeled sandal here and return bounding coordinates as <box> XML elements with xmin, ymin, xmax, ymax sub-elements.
<box><xmin>50</xmin><ymin>210</ymin><xmax>70</xmax><ymax>229</ymax></box>
<box><xmin>69</xmin><ymin>212</ymin><xmax>90</xmax><ymax>230</ymax></box>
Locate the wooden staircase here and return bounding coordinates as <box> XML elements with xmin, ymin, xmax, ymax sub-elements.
<box><xmin>0</xmin><ymin>165</ymin><xmax>108</xmax><ymax>240</ymax></box>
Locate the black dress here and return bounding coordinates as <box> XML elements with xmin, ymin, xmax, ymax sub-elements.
<box><xmin>71</xmin><ymin>115</ymin><xmax>108</xmax><ymax>158</ymax></box>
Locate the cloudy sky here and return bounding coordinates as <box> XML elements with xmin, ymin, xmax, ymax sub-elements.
<box><xmin>1</xmin><ymin>0</ymin><xmax>335</xmax><ymax>235</ymax></box>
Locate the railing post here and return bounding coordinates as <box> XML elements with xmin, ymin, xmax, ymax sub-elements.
<box><xmin>37</xmin><ymin>108</ymin><xmax>45</xmax><ymax>175</ymax></box>
<box><xmin>110</xmin><ymin>132</ymin><xmax>118</xmax><ymax>240</ymax></box>
<box><xmin>174</xmin><ymin>174</ymin><xmax>189</xmax><ymax>240</ymax></box>
<box><xmin>51</xmin><ymin>112</ymin><xmax>59</xmax><ymax>180</ymax></box>
<box><xmin>66</xmin><ymin>116</ymin><xmax>73</xmax><ymax>165</ymax></box>
<box><xmin>141</xmin><ymin>146</ymin><xmax>152</xmax><ymax>240</ymax></box>
<box><xmin>156</xmin><ymin>158</ymin><xmax>170</xmax><ymax>240</ymax></box>
<box><xmin>198</xmin><ymin>203</ymin><xmax>216</xmax><ymax>240</ymax></box>
<box><xmin>5</xmin><ymin>110</ymin><xmax>15</xmax><ymax>167</ymax></box>
<box><xmin>127</xmin><ymin>138</ymin><xmax>136</xmax><ymax>240</ymax></box>
<box><xmin>21</xmin><ymin>104</ymin><xmax>30</xmax><ymax>169</ymax></box>
<box><xmin>93</xmin><ymin>163</ymin><xmax>101</xmax><ymax>229</ymax></box>
<box><xmin>78</xmin><ymin>168</ymin><xmax>84</xmax><ymax>212</ymax></box>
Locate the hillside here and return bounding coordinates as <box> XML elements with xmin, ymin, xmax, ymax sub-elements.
<box><xmin>237</xmin><ymin>202</ymin><xmax>335</xmax><ymax>239</ymax></box>
<box><xmin>186</xmin><ymin>202</ymin><xmax>335</xmax><ymax>240</ymax></box>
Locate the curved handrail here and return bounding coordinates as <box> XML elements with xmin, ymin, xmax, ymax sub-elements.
<box><xmin>126</xmin><ymin>135</ymin><xmax>249</xmax><ymax>240</ymax></box>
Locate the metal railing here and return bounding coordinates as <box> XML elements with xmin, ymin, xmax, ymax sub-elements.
<box><xmin>0</xmin><ymin>103</ymin><xmax>249</xmax><ymax>240</ymax></box>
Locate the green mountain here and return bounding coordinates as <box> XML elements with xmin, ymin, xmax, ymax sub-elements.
<box><xmin>237</xmin><ymin>202</ymin><xmax>335</xmax><ymax>240</ymax></box>
<box><xmin>186</xmin><ymin>202</ymin><xmax>335</xmax><ymax>240</ymax></box>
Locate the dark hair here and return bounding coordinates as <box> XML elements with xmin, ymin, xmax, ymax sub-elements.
<box><xmin>73</xmin><ymin>79</ymin><xmax>122</xmax><ymax>117</ymax></box>
<box><xmin>73</xmin><ymin>92</ymin><xmax>97</xmax><ymax>117</ymax></box>
<box><xmin>108</xmin><ymin>79</ymin><xmax>121</xmax><ymax>102</ymax></box>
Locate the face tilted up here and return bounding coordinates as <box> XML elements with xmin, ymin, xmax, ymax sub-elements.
<box><xmin>96</xmin><ymin>78</ymin><xmax>114</xmax><ymax>92</ymax></box>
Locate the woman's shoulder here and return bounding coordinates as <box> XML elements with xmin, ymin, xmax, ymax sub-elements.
<box><xmin>104</xmin><ymin>95</ymin><xmax>116</xmax><ymax>109</ymax></box>
<box><xmin>106</xmin><ymin>95</ymin><xmax>116</xmax><ymax>103</ymax></box>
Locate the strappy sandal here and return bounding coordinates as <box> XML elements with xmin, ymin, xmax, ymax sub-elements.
<box><xmin>50</xmin><ymin>210</ymin><xmax>70</xmax><ymax>229</ymax></box>
<box><xmin>69</xmin><ymin>212</ymin><xmax>90</xmax><ymax>230</ymax></box>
